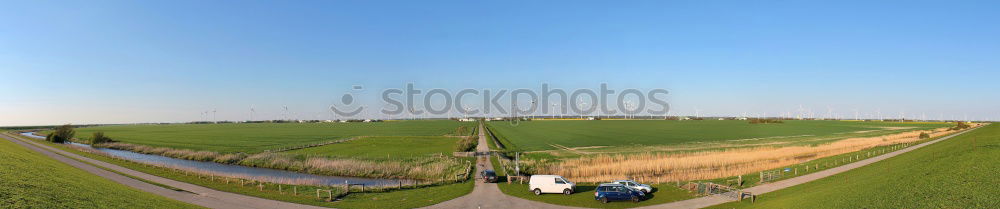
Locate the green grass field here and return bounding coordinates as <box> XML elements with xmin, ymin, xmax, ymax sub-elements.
<box><xmin>63</xmin><ymin>120</ymin><xmax>470</xmax><ymax>153</ymax></box>
<box><xmin>9</xmin><ymin>132</ymin><xmax>475</xmax><ymax>209</ymax></box>
<box><xmin>710</xmin><ymin>123</ymin><xmax>998</xmax><ymax>209</ymax></box>
<box><xmin>487</xmin><ymin>120</ymin><xmax>950</xmax><ymax>152</ymax></box>
<box><xmin>284</xmin><ymin>136</ymin><xmax>459</xmax><ymax>159</ymax></box>
<box><xmin>0</xmin><ymin>137</ymin><xmax>201</xmax><ymax>209</ymax></box>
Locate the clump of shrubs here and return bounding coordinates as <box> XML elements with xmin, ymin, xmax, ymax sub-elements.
<box><xmin>46</xmin><ymin>124</ymin><xmax>75</xmax><ymax>143</ymax></box>
<box><xmin>919</xmin><ymin>132</ymin><xmax>930</xmax><ymax>139</ymax></box>
<box><xmin>948</xmin><ymin>122</ymin><xmax>972</xmax><ymax>131</ymax></box>
<box><xmin>455</xmin><ymin>126</ymin><xmax>471</xmax><ymax>136</ymax></box>
<box><xmin>90</xmin><ymin>131</ymin><xmax>114</xmax><ymax>144</ymax></box>
<box><xmin>455</xmin><ymin>136</ymin><xmax>477</xmax><ymax>152</ymax></box>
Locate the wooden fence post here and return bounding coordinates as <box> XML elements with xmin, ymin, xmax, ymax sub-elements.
<box><xmin>328</xmin><ymin>190</ymin><xmax>333</xmax><ymax>201</ymax></box>
<box><xmin>279</xmin><ymin>185</ymin><xmax>283</xmax><ymax>194</ymax></box>
<box><xmin>316</xmin><ymin>189</ymin><xmax>320</xmax><ymax>198</ymax></box>
<box><xmin>294</xmin><ymin>186</ymin><xmax>297</xmax><ymax>195</ymax></box>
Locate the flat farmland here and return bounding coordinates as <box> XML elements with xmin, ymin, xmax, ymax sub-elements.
<box><xmin>284</xmin><ymin>136</ymin><xmax>460</xmax><ymax>159</ymax></box>
<box><xmin>67</xmin><ymin>120</ymin><xmax>470</xmax><ymax>153</ymax></box>
<box><xmin>486</xmin><ymin>120</ymin><xmax>951</xmax><ymax>152</ymax></box>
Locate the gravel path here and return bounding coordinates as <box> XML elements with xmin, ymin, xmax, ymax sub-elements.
<box><xmin>1</xmin><ymin>133</ymin><xmax>329</xmax><ymax>209</ymax></box>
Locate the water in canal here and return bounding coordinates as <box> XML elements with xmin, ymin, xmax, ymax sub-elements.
<box><xmin>21</xmin><ymin>132</ymin><xmax>405</xmax><ymax>186</ymax></box>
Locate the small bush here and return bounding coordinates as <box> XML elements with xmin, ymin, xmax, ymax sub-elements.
<box><xmin>919</xmin><ymin>132</ymin><xmax>930</xmax><ymax>139</ymax></box>
<box><xmin>91</xmin><ymin>131</ymin><xmax>113</xmax><ymax>144</ymax></box>
<box><xmin>455</xmin><ymin>136</ymin><xmax>477</xmax><ymax>152</ymax></box>
<box><xmin>48</xmin><ymin>124</ymin><xmax>75</xmax><ymax>143</ymax></box>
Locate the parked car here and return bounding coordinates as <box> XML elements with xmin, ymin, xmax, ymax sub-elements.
<box><xmin>528</xmin><ymin>175</ymin><xmax>575</xmax><ymax>195</ymax></box>
<box><xmin>481</xmin><ymin>170</ymin><xmax>498</xmax><ymax>183</ymax></box>
<box><xmin>612</xmin><ymin>180</ymin><xmax>653</xmax><ymax>194</ymax></box>
<box><xmin>595</xmin><ymin>183</ymin><xmax>644</xmax><ymax>203</ymax></box>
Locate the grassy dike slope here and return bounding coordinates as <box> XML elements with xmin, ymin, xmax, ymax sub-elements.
<box><xmin>0</xmin><ymin>137</ymin><xmax>201</xmax><ymax>209</ymax></box>
<box><xmin>711</xmin><ymin>124</ymin><xmax>999</xmax><ymax>209</ymax></box>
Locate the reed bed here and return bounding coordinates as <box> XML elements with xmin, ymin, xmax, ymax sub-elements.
<box><xmin>92</xmin><ymin>142</ymin><xmax>469</xmax><ymax>181</ymax></box>
<box><xmin>544</xmin><ymin>125</ymin><xmax>976</xmax><ymax>183</ymax></box>
<box><xmin>68</xmin><ymin>143</ymin><xmax>452</xmax><ymax>189</ymax></box>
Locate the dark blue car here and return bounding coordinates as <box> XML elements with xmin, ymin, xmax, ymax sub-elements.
<box><xmin>594</xmin><ymin>183</ymin><xmax>644</xmax><ymax>203</ymax></box>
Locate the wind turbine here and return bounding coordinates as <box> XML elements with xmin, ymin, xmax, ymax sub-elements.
<box><xmin>796</xmin><ymin>105</ymin><xmax>805</xmax><ymax>120</ymax></box>
<box><xmin>249</xmin><ymin>105</ymin><xmax>256</xmax><ymax>121</ymax></box>
<box><xmin>212</xmin><ymin>109</ymin><xmax>217</xmax><ymax>123</ymax></box>
<box><xmin>577</xmin><ymin>97</ymin><xmax>587</xmax><ymax>119</ymax></box>
<box><xmin>282</xmin><ymin>106</ymin><xmax>289</xmax><ymax>121</ymax></box>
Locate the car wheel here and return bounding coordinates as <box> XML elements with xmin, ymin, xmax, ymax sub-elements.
<box><xmin>563</xmin><ymin>189</ymin><xmax>572</xmax><ymax>195</ymax></box>
<box><xmin>533</xmin><ymin>189</ymin><xmax>542</xmax><ymax>195</ymax></box>
<box><xmin>632</xmin><ymin>196</ymin><xmax>640</xmax><ymax>202</ymax></box>
<box><xmin>641</xmin><ymin>189</ymin><xmax>649</xmax><ymax>194</ymax></box>
<box><xmin>601</xmin><ymin>197</ymin><xmax>609</xmax><ymax>204</ymax></box>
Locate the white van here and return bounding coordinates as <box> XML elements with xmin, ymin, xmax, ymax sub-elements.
<box><xmin>528</xmin><ymin>175</ymin><xmax>576</xmax><ymax>195</ymax></box>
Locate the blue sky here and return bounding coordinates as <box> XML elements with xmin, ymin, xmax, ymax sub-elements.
<box><xmin>2</xmin><ymin>0</ymin><xmax>999</xmax><ymax>126</ymax></box>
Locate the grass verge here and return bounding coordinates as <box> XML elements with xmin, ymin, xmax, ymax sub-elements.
<box><xmin>709</xmin><ymin>124</ymin><xmax>998</xmax><ymax>208</ymax></box>
<box><xmin>0</xmin><ymin>136</ymin><xmax>202</xmax><ymax>209</ymax></box>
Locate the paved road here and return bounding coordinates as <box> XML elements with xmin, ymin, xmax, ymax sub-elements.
<box><xmin>423</xmin><ymin>123</ymin><xmax>583</xmax><ymax>209</ymax></box>
<box><xmin>634</xmin><ymin>126</ymin><xmax>980</xmax><ymax>209</ymax></box>
<box><xmin>1</xmin><ymin>132</ymin><xmax>328</xmax><ymax>209</ymax></box>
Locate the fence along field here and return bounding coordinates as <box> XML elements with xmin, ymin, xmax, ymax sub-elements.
<box><xmin>709</xmin><ymin>123</ymin><xmax>998</xmax><ymax>209</ymax></box>
<box><xmin>486</xmin><ymin>120</ymin><xmax>952</xmax><ymax>153</ymax></box>
<box><xmin>549</xmin><ymin>125</ymin><xmax>971</xmax><ymax>183</ymax></box>
<box><xmin>486</xmin><ymin>120</ymin><xmax>958</xmax><ymax>182</ymax></box>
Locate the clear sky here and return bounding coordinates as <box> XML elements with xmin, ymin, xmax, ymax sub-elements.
<box><xmin>2</xmin><ymin>0</ymin><xmax>999</xmax><ymax>126</ymax></box>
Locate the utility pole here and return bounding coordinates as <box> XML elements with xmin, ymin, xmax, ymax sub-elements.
<box><xmin>515</xmin><ymin>152</ymin><xmax>520</xmax><ymax>176</ymax></box>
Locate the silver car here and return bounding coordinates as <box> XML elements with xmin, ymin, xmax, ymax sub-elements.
<box><xmin>612</xmin><ymin>180</ymin><xmax>653</xmax><ymax>194</ymax></box>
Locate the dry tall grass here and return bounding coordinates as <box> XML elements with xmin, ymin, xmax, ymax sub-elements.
<box><xmin>544</xmin><ymin>125</ymin><xmax>978</xmax><ymax>183</ymax></box>
<box><xmin>67</xmin><ymin>144</ymin><xmax>448</xmax><ymax>189</ymax></box>
<box><xmin>92</xmin><ymin>142</ymin><xmax>469</xmax><ymax>180</ymax></box>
